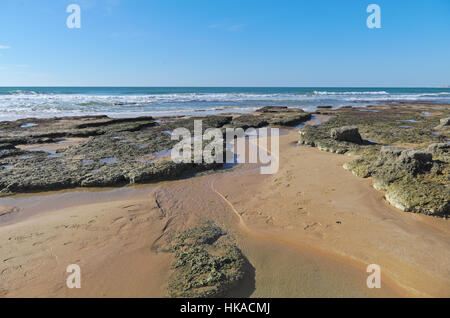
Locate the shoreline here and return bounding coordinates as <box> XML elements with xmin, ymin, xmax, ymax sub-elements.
<box><xmin>0</xmin><ymin>103</ymin><xmax>449</xmax><ymax>298</ymax></box>
<box><xmin>0</xmin><ymin>100</ymin><xmax>449</xmax><ymax>123</ymax></box>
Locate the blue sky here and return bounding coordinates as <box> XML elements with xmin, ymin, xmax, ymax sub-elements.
<box><xmin>0</xmin><ymin>0</ymin><xmax>449</xmax><ymax>87</ymax></box>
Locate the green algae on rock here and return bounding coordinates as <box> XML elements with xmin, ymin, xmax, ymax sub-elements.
<box><xmin>0</xmin><ymin>108</ymin><xmax>307</xmax><ymax>196</ymax></box>
<box><xmin>356</xmin><ymin>149</ymin><xmax>447</xmax><ymax>217</ymax></box>
<box><xmin>330</xmin><ymin>126</ymin><xmax>363</xmax><ymax>144</ymax></box>
<box><xmin>299</xmin><ymin>104</ymin><xmax>450</xmax><ymax>217</ymax></box>
<box><xmin>298</xmin><ymin>125</ymin><xmax>365</xmax><ymax>154</ymax></box>
<box><xmin>167</xmin><ymin>225</ymin><xmax>246</xmax><ymax>298</ymax></box>
<box><xmin>231</xmin><ymin>107</ymin><xmax>311</xmax><ymax>129</ymax></box>
<box><xmin>435</xmin><ymin>117</ymin><xmax>450</xmax><ymax>130</ymax></box>
<box><xmin>344</xmin><ymin>144</ymin><xmax>449</xmax><ymax>217</ymax></box>
<box><xmin>360</xmin><ymin>148</ymin><xmax>447</xmax><ymax>216</ymax></box>
<box><xmin>304</xmin><ymin>105</ymin><xmax>448</xmax><ymax>146</ymax></box>
<box><xmin>0</xmin><ymin>127</ymin><xmax>222</xmax><ymax>196</ymax></box>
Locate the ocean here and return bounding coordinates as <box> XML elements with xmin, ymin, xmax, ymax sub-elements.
<box><xmin>0</xmin><ymin>87</ymin><xmax>449</xmax><ymax>121</ymax></box>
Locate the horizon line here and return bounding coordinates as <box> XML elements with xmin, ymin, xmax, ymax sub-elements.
<box><xmin>0</xmin><ymin>85</ymin><xmax>448</xmax><ymax>88</ymax></box>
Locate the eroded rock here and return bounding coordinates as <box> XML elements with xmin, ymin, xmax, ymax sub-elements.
<box><xmin>427</xmin><ymin>143</ymin><xmax>450</xmax><ymax>155</ymax></box>
<box><xmin>435</xmin><ymin>117</ymin><xmax>450</xmax><ymax>130</ymax></box>
<box><xmin>345</xmin><ymin>146</ymin><xmax>448</xmax><ymax>217</ymax></box>
<box><xmin>298</xmin><ymin>106</ymin><xmax>449</xmax><ymax>217</ymax></box>
<box><xmin>0</xmin><ymin>109</ymin><xmax>307</xmax><ymax>196</ymax></box>
<box><xmin>232</xmin><ymin>108</ymin><xmax>311</xmax><ymax>129</ymax></box>
<box><xmin>299</xmin><ymin>125</ymin><xmax>362</xmax><ymax>154</ymax></box>
<box><xmin>330</xmin><ymin>126</ymin><xmax>363</xmax><ymax>144</ymax></box>
<box><xmin>167</xmin><ymin>224</ymin><xmax>246</xmax><ymax>298</ymax></box>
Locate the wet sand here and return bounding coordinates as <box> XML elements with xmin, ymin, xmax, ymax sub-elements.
<box><xmin>0</xmin><ymin>125</ymin><xmax>449</xmax><ymax>298</ymax></box>
<box><xmin>215</xmin><ymin>130</ymin><xmax>450</xmax><ymax>297</ymax></box>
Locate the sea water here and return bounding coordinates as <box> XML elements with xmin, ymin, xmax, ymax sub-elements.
<box><xmin>0</xmin><ymin>87</ymin><xmax>449</xmax><ymax>121</ymax></box>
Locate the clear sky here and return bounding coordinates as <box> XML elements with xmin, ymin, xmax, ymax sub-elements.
<box><xmin>0</xmin><ymin>0</ymin><xmax>449</xmax><ymax>87</ymax></box>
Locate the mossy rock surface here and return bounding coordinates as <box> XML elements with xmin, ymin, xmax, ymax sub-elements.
<box><xmin>344</xmin><ymin>158</ymin><xmax>373</xmax><ymax>178</ymax></box>
<box><xmin>385</xmin><ymin>177</ymin><xmax>449</xmax><ymax>216</ymax></box>
<box><xmin>167</xmin><ymin>224</ymin><xmax>246</xmax><ymax>298</ymax></box>
<box><xmin>299</xmin><ymin>104</ymin><xmax>450</xmax><ymax>217</ymax></box>
<box><xmin>298</xmin><ymin>125</ymin><xmax>365</xmax><ymax>154</ymax></box>
<box><xmin>0</xmin><ymin>108</ymin><xmax>309</xmax><ymax>196</ymax></box>
<box><xmin>232</xmin><ymin>108</ymin><xmax>311</xmax><ymax>129</ymax></box>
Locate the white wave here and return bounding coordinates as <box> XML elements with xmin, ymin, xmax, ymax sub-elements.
<box><xmin>312</xmin><ymin>91</ymin><xmax>389</xmax><ymax>95</ymax></box>
<box><xmin>1</xmin><ymin>91</ymin><xmax>448</xmax><ymax>106</ymax></box>
<box><xmin>0</xmin><ymin>91</ymin><xmax>449</xmax><ymax>121</ymax></box>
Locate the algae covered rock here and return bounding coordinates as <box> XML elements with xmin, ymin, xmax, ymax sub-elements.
<box><xmin>343</xmin><ymin>158</ymin><xmax>373</xmax><ymax>178</ymax></box>
<box><xmin>298</xmin><ymin>125</ymin><xmax>362</xmax><ymax>154</ymax></box>
<box><xmin>427</xmin><ymin>143</ymin><xmax>449</xmax><ymax>155</ymax></box>
<box><xmin>330</xmin><ymin>126</ymin><xmax>363</xmax><ymax>144</ymax></box>
<box><xmin>373</xmin><ymin>147</ymin><xmax>433</xmax><ymax>180</ymax></box>
<box><xmin>0</xmin><ymin>108</ymin><xmax>316</xmax><ymax>196</ymax></box>
<box><xmin>167</xmin><ymin>225</ymin><xmax>246</xmax><ymax>298</ymax></box>
<box><xmin>370</xmin><ymin>147</ymin><xmax>433</xmax><ymax>191</ymax></box>
<box><xmin>378</xmin><ymin>146</ymin><xmax>404</xmax><ymax>161</ymax></box>
<box><xmin>0</xmin><ymin>115</ymin><xmax>232</xmax><ymax>196</ymax></box>
<box><xmin>435</xmin><ymin>117</ymin><xmax>450</xmax><ymax>130</ymax></box>
<box><xmin>268</xmin><ymin>112</ymin><xmax>311</xmax><ymax>126</ymax></box>
<box><xmin>298</xmin><ymin>105</ymin><xmax>450</xmax><ymax>217</ymax></box>
<box><xmin>345</xmin><ymin>145</ymin><xmax>448</xmax><ymax>217</ymax></box>
<box><xmin>398</xmin><ymin>149</ymin><xmax>432</xmax><ymax>167</ymax></box>
<box><xmin>385</xmin><ymin>177</ymin><xmax>449</xmax><ymax>216</ymax></box>
<box><xmin>232</xmin><ymin>107</ymin><xmax>311</xmax><ymax>129</ymax></box>
<box><xmin>257</xmin><ymin>106</ymin><xmax>289</xmax><ymax>113</ymax></box>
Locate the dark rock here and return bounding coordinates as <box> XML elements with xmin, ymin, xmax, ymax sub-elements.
<box><xmin>398</xmin><ymin>149</ymin><xmax>432</xmax><ymax>168</ymax></box>
<box><xmin>231</xmin><ymin>115</ymin><xmax>269</xmax><ymax>129</ymax></box>
<box><xmin>75</xmin><ymin>116</ymin><xmax>154</xmax><ymax>129</ymax></box>
<box><xmin>330</xmin><ymin>126</ymin><xmax>363</xmax><ymax>144</ymax></box>
<box><xmin>298</xmin><ymin>125</ymin><xmax>362</xmax><ymax>154</ymax></box>
<box><xmin>268</xmin><ymin>112</ymin><xmax>312</xmax><ymax>127</ymax></box>
<box><xmin>0</xmin><ymin>148</ymin><xmax>25</xmax><ymax>159</ymax></box>
<box><xmin>257</xmin><ymin>106</ymin><xmax>289</xmax><ymax>113</ymax></box>
<box><xmin>231</xmin><ymin>109</ymin><xmax>311</xmax><ymax>129</ymax></box>
<box><xmin>317</xmin><ymin>106</ymin><xmax>333</xmax><ymax>109</ymax></box>
<box><xmin>0</xmin><ymin>143</ymin><xmax>15</xmax><ymax>150</ymax></box>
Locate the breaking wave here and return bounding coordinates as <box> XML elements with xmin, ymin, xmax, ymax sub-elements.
<box><xmin>0</xmin><ymin>88</ymin><xmax>449</xmax><ymax>121</ymax></box>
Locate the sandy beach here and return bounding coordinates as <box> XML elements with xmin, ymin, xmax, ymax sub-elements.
<box><xmin>2</xmin><ymin>1</ymin><xmax>450</xmax><ymax>303</ymax></box>
<box><xmin>1</xmin><ymin>111</ymin><xmax>449</xmax><ymax>298</ymax></box>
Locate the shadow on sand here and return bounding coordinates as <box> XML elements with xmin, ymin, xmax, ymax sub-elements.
<box><xmin>225</xmin><ymin>256</ymin><xmax>256</xmax><ymax>298</ymax></box>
